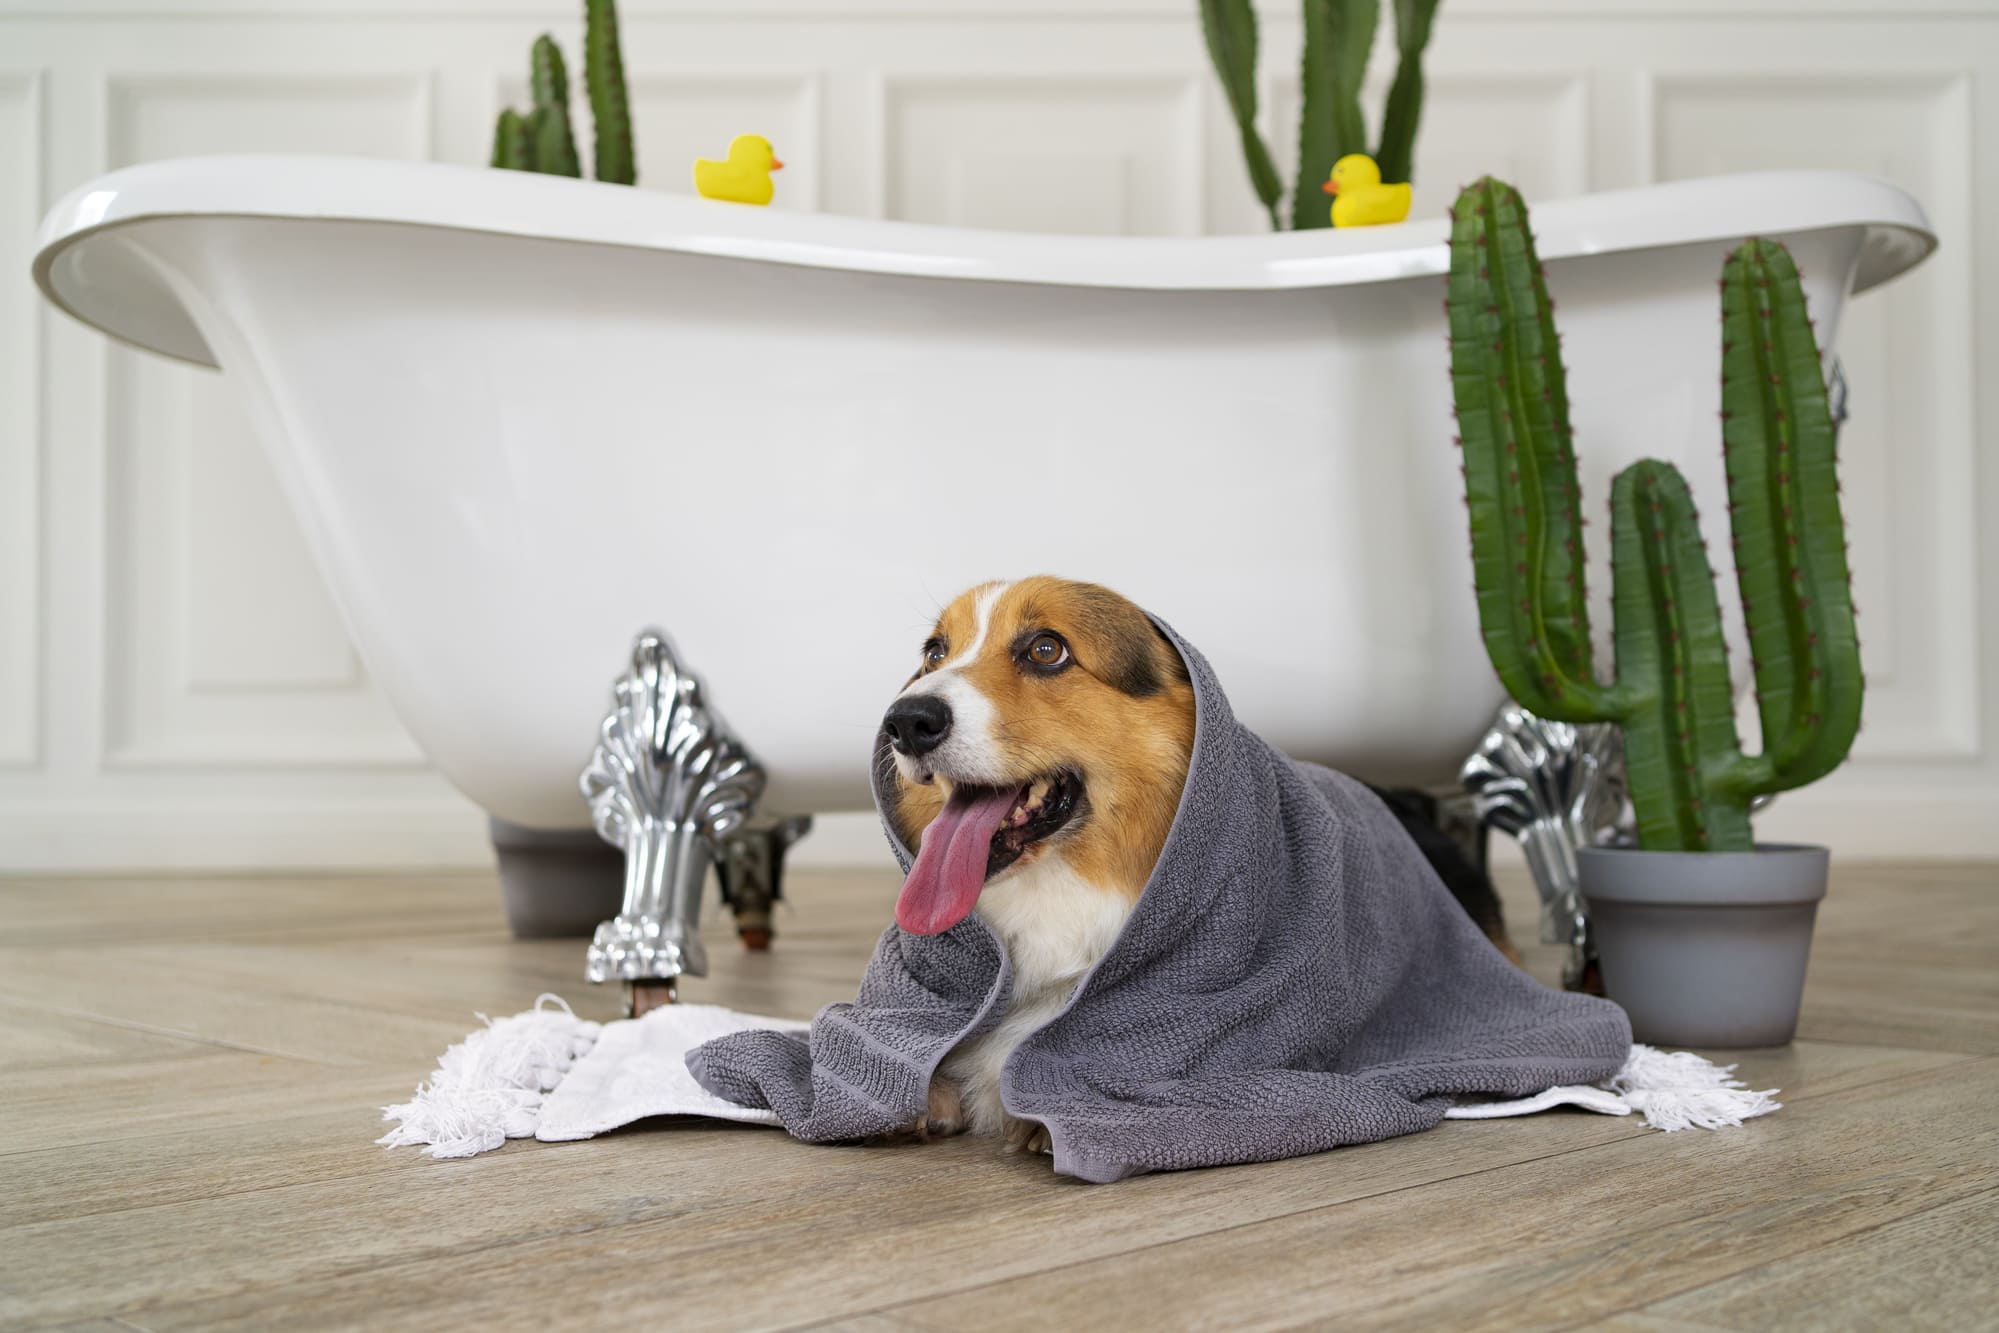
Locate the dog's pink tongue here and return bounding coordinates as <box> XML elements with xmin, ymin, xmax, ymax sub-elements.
<box><xmin>895</xmin><ymin>785</ymin><xmax>1020</xmax><ymax>935</ymax></box>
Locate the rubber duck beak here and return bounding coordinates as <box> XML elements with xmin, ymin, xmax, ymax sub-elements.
<box><xmin>1321</xmin><ymin>180</ymin><xmax>1338</xmax><ymax>195</ymax></box>
<box><xmin>770</xmin><ymin>158</ymin><xmax>786</xmax><ymax>171</ymax></box>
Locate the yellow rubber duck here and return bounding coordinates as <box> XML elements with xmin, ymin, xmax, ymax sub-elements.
<box><xmin>1320</xmin><ymin>153</ymin><xmax>1411</xmax><ymax>227</ymax></box>
<box><xmin>693</xmin><ymin>135</ymin><xmax>785</xmax><ymax>206</ymax></box>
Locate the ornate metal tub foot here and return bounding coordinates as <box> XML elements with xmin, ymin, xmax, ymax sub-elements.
<box><xmin>716</xmin><ymin>814</ymin><xmax>812</xmax><ymax>950</ymax></box>
<box><xmin>580</xmin><ymin>629</ymin><xmax>765</xmax><ymax>1015</ymax></box>
<box><xmin>1461</xmin><ymin>705</ymin><xmax>1626</xmax><ymax>993</ymax></box>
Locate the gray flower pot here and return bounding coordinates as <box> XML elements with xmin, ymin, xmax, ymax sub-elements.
<box><xmin>1577</xmin><ymin>843</ymin><xmax>1828</xmax><ymax>1048</ymax></box>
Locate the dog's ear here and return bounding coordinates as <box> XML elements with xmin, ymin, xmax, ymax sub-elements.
<box><xmin>1062</xmin><ymin>582</ymin><xmax>1189</xmax><ymax>698</ymax></box>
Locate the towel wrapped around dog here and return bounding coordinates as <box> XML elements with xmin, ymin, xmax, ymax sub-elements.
<box><xmin>687</xmin><ymin>621</ymin><xmax>1632</xmax><ymax>1182</ymax></box>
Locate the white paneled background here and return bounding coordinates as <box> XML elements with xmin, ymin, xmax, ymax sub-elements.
<box><xmin>1</xmin><ymin>0</ymin><xmax>1995</xmax><ymax>872</ymax></box>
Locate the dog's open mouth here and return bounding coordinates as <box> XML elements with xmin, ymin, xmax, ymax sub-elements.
<box><xmin>893</xmin><ymin>769</ymin><xmax>1084</xmax><ymax>936</ymax></box>
<box><xmin>989</xmin><ymin>769</ymin><xmax>1083</xmax><ymax>876</ymax></box>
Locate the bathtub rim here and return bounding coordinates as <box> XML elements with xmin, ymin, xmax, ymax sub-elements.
<box><xmin>35</xmin><ymin>154</ymin><xmax>1935</xmax><ymax>370</ymax></box>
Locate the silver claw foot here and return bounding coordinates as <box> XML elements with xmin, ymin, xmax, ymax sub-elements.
<box><xmin>1461</xmin><ymin>704</ymin><xmax>1625</xmax><ymax>993</ymax></box>
<box><xmin>580</xmin><ymin>629</ymin><xmax>765</xmax><ymax>1005</ymax></box>
<box><xmin>716</xmin><ymin>814</ymin><xmax>812</xmax><ymax>950</ymax></box>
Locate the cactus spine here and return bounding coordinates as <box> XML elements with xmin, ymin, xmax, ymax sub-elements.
<box><xmin>583</xmin><ymin>0</ymin><xmax>635</xmax><ymax>185</ymax></box>
<box><xmin>1201</xmin><ymin>0</ymin><xmax>1440</xmax><ymax>230</ymax></box>
<box><xmin>490</xmin><ymin>1</ymin><xmax>636</xmax><ymax>185</ymax></box>
<box><xmin>1447</xmin><ymin>176</ymin><xmax>1862</xmax><ymax>852</ymax></box>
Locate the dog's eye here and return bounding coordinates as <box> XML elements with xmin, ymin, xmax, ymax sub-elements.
<box><xmin>922</xmin><ymin>639</ymin><xmax>947</xmax><ymax>667</ymax></box>
<box><xmin>1025</xmin><ymin>632</ymin><xmax>1068</xmax><ymax>667</ymax></box>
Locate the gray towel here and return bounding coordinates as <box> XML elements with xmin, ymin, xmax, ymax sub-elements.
<box><xmin>688</xmin><ymin>620</ymin><xmax>1632</xmax><ymax>1182</ymax></box>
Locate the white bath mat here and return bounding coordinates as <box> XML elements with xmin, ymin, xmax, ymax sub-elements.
<box><xmin>380</xmin><ymin>998</ymin><xmax>1778</xmax><ymax>1159</ymax></box>
<box><xmin>538</xmin><ymin>1003</ymin><xmax>809</xmax><ymax>1141</ymax></box>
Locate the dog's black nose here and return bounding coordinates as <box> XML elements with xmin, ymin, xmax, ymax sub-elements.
<box><xmin>883</xmin><ymin>694</ymin><xmax>952</xmax><ymax>757</ymax></box>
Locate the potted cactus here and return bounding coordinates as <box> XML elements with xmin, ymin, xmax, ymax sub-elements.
<box><xmin>1445</xmin><ymin>177</ymin><xmax>1862</xmax><ymax>1047</ymax></box>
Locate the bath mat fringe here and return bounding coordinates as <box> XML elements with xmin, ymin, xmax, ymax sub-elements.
<box><xmin>377</xmin><ymin>994</ymin><xmax>599</xmax><ymax>1159</ymax></box>
<box><xmin>1606</xmin><ymin>1043</ymin><xmax>1782</xmax><ymax>1131</ymax></box>
<box><xmin>380</xmin><ymin>1003</ymin><xmax>1778</xmax><ymax>1159</ymax></box>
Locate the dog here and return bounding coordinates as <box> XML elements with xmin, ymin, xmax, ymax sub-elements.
<box><xmin>876</xmin><ymin>576</ymin><xmax>1514</xmax><ymax>1153</ymax></box>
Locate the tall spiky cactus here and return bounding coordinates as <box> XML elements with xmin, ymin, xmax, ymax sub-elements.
<box><xmin>583</xmin><ymin>0</ymin><xmax>635</xmax><ymax>185</ymax></box>
<box><xmin>489</xmin><ymin>0</ymin><xmax>636</xmax><ymax>185</ymax></box>
<box><xmin>1447</xmin><ymin>176</ymin><xmax>1862</xmax><ymax>852</ymax></box>
<box><xmin>1200</xmin><ymin>0</ymin><xmax>1440</xmax><ymax>230</ymax></box>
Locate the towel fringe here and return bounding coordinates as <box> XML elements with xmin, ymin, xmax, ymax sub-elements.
<box><xmin>377</xmin><ymin>994</ymin><xmax>599</xmax><ymax>1159</ymax></box>
<box><xmin>1607</xmin><ymin>1043</ymin><xmax>1782</xmax><ymax>1131</ymax></box>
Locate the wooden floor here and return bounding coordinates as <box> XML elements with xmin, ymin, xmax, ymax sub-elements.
<box><xmin>1</xmin><ymin>860</ymin><xmax>1994</xmax><ymax>1332</ymax></box>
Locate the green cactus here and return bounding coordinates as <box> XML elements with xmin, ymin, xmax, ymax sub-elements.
<box><xmin>1200</xmin><ymin>0</ymin><xmax>1441</xmax><ymax>230</ymax></box>
<box><xmin>583</xmin><ymin>0</ymin><xmax>635</xmax><ymax>185</ymax></box>
<box><xmin>531</xmin><ymin>32</ymin><xmax>569</xmax><ymax>110</ymax></box>
<box><xmin>491</xmin><ymin>108</ymin><xmax>534</xmax><ymax>171</ymax></box>
<box><xmin>489</xmin><ymin>2</ymin><xmax>636</xmax><ymax>185</ymax></box>
<box><xmin>1447</xmin><ymin>176</ymin><xmax>1863</xmax><ymax>852</ymax></box>
<box><xmin>1374</xmin><ymin>0</ymin><xmax>1439</xmax><ymax>187</ymax></box>
<box><xmin>529</xmin><ymin>36</ymin><xmax>582</xmax><ymax>178</ymax></box>
<box><xmin>1197</xmin><ymin>0</ymin><xmax>1283</xmax><ymax>230</ymax></box>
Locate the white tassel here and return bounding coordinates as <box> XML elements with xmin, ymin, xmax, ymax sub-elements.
<box><xmin>378</xmin><ymin>994</ymin><xmax>599</xmax><ymax>1159</ymax></box>
<box><xmin>1606</xmin><ymin>1043</ymin><xmax>1782</xmax><ymax>1132</ymax></box>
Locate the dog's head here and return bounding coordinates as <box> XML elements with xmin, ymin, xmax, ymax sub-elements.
<box><xmin>878</xmin><ymin>576</ymin><xmax>1195</xmax><ymax>935</ymax></box>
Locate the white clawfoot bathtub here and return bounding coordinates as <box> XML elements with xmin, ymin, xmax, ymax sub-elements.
<box><xmin>34</xmin><ymin>157</ymin><xmax>1933</xmax><ymax>828</ymax></box>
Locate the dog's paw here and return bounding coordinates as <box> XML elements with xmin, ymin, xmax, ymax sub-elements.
<box><xmin>863</xmin><ymin>1076</ymin><xmax>967</xmax><ymax>1146</ymax></box>
<box><xmin>925</xmin><ymin>1075</ymin><xmax>967</xmax><ymax>1138</ymax></box>
<box><xmin>1003</xmin><ymin>1115</ymin><xmax>1052</xmax><ymax>1156</ymax></box>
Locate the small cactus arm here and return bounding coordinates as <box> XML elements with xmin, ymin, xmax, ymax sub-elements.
<box><xmin>1610</xmin><ymin>461</ymin><xmax>1749</xmax><ymax>850</ymax></box>
<box><xmin>530</xmin><ymin>35</ymin><xmax>583</xmax><ymax>178</ymax></box>
<box><xmin>1447</xmin><ymin>178</ymin><xmax>1863</xmax><ymax>851</ymax></box>
<box><xmin>1373</xmin><ymin>0</ymin><xmax>1440</xmax><ymax>186</ymax></box>
<box><xmin>584</xmin><ymin>0</ymin><xmax>636</xmax><ymax>185</ymax></box>
<box><xmin>491</xmin><ymin>108</ymin><xmax>534</xmax><ymax>171</ymax></box>
<box><xmin>1293</xmin><ymin>0</ymin><xmax>1377</xmax><ymax>231</ymax></box>
<box><xmin>1198</xmin><ymin>0</ymin><xmax>1284</xmax><ymax>230</ymax></box>
<box><xmin>1719</xmin><ymin>239</ymin><xmax>1864</xmax><ymax>795</ymax></box>
<box><xmin>531</xmin><ymin>31</ymin><xmax>568</xmax><ymax>109</ymax></box>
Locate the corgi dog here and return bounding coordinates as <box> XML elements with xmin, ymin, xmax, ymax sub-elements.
<box><xmin>876</xmin><ymin>576</ymin><xmax>1514</xmax><ymax>1154</ymax></box>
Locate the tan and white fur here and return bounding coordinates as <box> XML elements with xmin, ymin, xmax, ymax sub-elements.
<box><xmin>879</xmin><ymin>576</ymin><xmax>1196</xmax><ymax>1153</ymax></box>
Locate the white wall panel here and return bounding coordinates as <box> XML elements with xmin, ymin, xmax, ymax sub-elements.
<box><xmin>883</xmin><ymin>76</ymin><xmax>1202</xmax><ymax>234</ymax></box>
<box><xmin>0</xmin><ymin>74</ymin><xmax>41</xmax><ymax>769</ymax></box>
<box><xmin>100</xmin><ymin>75</ymin><xmax>432</xmax><ymax>768</ymax></box>
<box><xmin>0</xmin><ymin>3</ymin><xmax>1992</xmax><ymax>868</ymax></box>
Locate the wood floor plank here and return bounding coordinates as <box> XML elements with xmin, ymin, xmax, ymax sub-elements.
<box><xmin>0</xmin><ymin>997</ymin><xmax>224</xmax><ymax>1072</ymax></box>
<box><xmin>2</xmin><ymin>1050</ymin><xmax>403</xmax><ymax>1158</ymax></box>
<box><xmin>3</xmin><ymin>1094</ymin><xmax>422</xmax><ymax>1229</ymax></box>
<box><xmin>1794</xmin><ymin>957</ymin><xmax>1999</xmax><ymax>1056</ymax></box>
<box><xmin>0</xmin><ymin>861</ymin><xmax>1991</xmax><ymax>1330</ymax></box>
<box><xmin>1579</xmin><ymin>1316</ymin><xmax>1740</xmax><ymax>1333</ymax></box>
<box><xmin>1626</xmin><ymin>1186</ymin><xmax>1999</xmax><ymax>1332</ymax></box>
<box><xmin>83</xmin><ymin>1041</ymin><xmax>1954</xmax><ymax>1333</ymax></box>
<box><xmin>0</xmin><ymin>873</ymin><xmax>499</xmax><ymax>944</ymax></box>
<box><xmin>0</xmin><ymin>944</ymin><xmax>564</xmax><ymax>1067</ymax></box>
<box><xmin>870</xmin><ymin>1059</ymin><xmax>1999</xmax><ymax>1332</ymax></box>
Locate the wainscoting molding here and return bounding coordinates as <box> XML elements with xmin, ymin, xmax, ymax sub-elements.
<box><xmin>2</xmin><ymin>1</ymin><xmax>1994</xmax><ymax>870</ymax></box>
